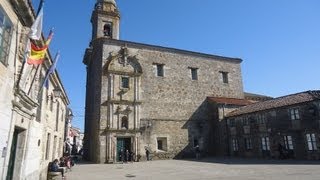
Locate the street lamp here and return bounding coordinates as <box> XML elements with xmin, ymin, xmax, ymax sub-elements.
<box><xmin>53</xmin><ymin>88</ymin><xmax>62</xmax><ymax>98</ymax></box>
<box><xmin>68</xmin><ymin>113</ymin><xmax>74</xmax><ymax>122</ymax></box>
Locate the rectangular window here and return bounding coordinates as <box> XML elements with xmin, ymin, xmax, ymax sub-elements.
<box><xmin>257</xmin><ymin>114</ymin><xmax>266</xmax><ymax>124</ymax></box>
<box><xmin>56</xmin><ymin>102</ymin><xmax>60</xmax><ymax>131</ymax></box>
<box><xmin>232</xmin><ymin>139</ymin><xmax>238</xmax><ymax>151</ymax></box>
<box><xmin>228</xmin><ymin>119</ymin><xmax>235</xmax><ymax>127</ymax></box>
<box><xmin>157</xmin><ymin>137</ymin><xmax>167</xmax><ymax>151</ymax></box>
<box><xmin>0</xmin><ymin>8</ymin><xmax>12</xmax><ymax>66</ymax></box>
<box><xmin>58</xmin><ymin>138</ymin><xmax>62</xmax><ymax>156</ymax></box>
<box><xmin>52</xmin><ymin>136</ymin><xmax>57</xmax><ymax>160</ymax></box>
<box><xmin>290</xmin><ymin>108</ymin><xmax>300</xmax><ymax>120</ymax></box>
<box><xmin>189</xmin><ymin>67</ymin><xmax>198</xmax><ymax>80</ymax></box>
<box><xmin>121</xmin><ymin>77</ymin><xmax>129</xmax><ymax>89</ymax></box>
<box><xmin>242</xmin><ymin>117</ymin><xmax>249</xmax><ymax>126</ymax></box>
<box><xmin>306</xmin><ymin>133</ymin><xmax>317</xmax><ymax>151</ymax></box>
<box><xmin>284</xmin><ymin>135</ymin><xmax>294</xmax><ymax>150</ymax></box>
<box><xmin>245</xmin><ymin>138</ymin><xmax>252</xmax><ymax>150</ymax></box>
<box><xmin>45</xmin><ymin>133</ymin><xmax>51</xmax><ymax>160</ymax></box>
<box><xmin>261</xmin><ymin>137</ymin><xmax>270</xmax><ymax>151</ymax></box>
<box><xmin>220</xmin><ymin>71</ymin><xmax>229</xmax><ymax>84</ymax></box>
<box><xmin>156</xmin><ymin>64</ymin><xmax>164</xmax><ymax>77</ymax></box>
<box><xmin>50</xmin><ymin>95</ymin><xmax>53</xmax><ymax>111</ymax></box>
<box><xmin>157</xmin><ymin>140</ymin><xmax>163</xmax><ymax>150</ymax></box>
<box><xmin>61</xmin><ymin>110</ymin><xmax>64</xmax><ymax>122</ymax></box>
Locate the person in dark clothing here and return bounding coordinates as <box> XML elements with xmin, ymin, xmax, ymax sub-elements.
<box><xmin>71</xmin><ymin>144</ymin><xmax>78</xmax><ymax>155</ymax></box>
<box><xmin>195</xmin><ymin>145</ymin><xmax>200</xmax><ymax>160</ymax></box>
<box><xmin>278</xmin><ymin>143</ymin><xmax>284</xmax><ymax>159</ymax></box>
<box><xmin>120</xmin><ymin>149</ymin><xmax>125</xmax><ymax>163</ymax></box>
<box><xmin>50</xmin><ymin>159</ymin><xmax>65</xmax><ymax>178</ymax></box>
<box><xmin>130</xmin><ymin>151</ymin><xmax>135</xmax><ymax>163</ymax></box>
<box><xmin>125</xmin><ymin>149</ymin><xmax>130</xmax><ymax>162</ymax></box>
<box><xmin>59</xmin><ymin>157</ymin><xmax>66</xmax><ymax>167</ymax></box>
<box><xmin>145</xmin><ymin>148</ymin><xmax>150</xmax><ymax>161</ymax></box>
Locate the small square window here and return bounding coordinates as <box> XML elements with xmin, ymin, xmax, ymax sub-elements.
<box><xmin>220</xmin><ymin>71</ymin><xmax>229</xmax><ymax>84</ymax></box>
<box><xmin>156</xmin><ymin>64</ymin><xmax>164</xmax><ymax>77</ymax></box>
<box><xmin>157</xmin><ymin>137</ymin><xmax>167</xmax><ymax>151</ymax></box>
<box><xmin>189</xmin><ymin>67</ymin><xmax>198</xmax><ymax>80</ymax></box>
<box><xmin>121</xmin><ymin>77</ymin><xmax>129</xmax><ymax>89</ymax></box>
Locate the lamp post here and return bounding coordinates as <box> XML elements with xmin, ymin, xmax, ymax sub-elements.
<box><xmin>53</xmin><ymin>88</ymin><xmax>62</xmax><ymax>98</ymax></box>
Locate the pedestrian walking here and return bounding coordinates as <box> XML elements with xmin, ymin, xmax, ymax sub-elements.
<box><xmin>125</xmin><ymin>149</ymin><xmax>130</xmax><ymax>163</ymax></box>
<box><xmin>195</xmin><ymin>145</ymin><xmax>200</xmax><ymax>160</ymax></box>
<box><xmin>145</xmin><ymin>148</ymin><xmax>150</xmax><ymax>161</ymax></box>
<box><xmin>119</xmin><ymin>149</ymin><xmax>124</xmax><ymax>163</ymax></box>
<box><xmin>130</xmin><ymin>151</ymin><xmax>135</xmax><ymax>163</ymax></box>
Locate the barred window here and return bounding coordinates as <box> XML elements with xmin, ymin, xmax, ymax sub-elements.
<box><xmin>0</xmin><ymin>7</ymin><xmax>13</xmax><ymax>66</ymax></box>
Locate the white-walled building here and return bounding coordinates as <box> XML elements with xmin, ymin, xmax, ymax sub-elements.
<box><xmin>0</xmin><ymin>1</ymin><xmax>71</xmax><ymax>179</ymax></box>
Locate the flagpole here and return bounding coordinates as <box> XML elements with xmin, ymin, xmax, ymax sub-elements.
<box><xmin>40</xmin><ymin>51</ymin><xmax>60</xmax><ymax>91</ymax></box>
<box><xmin>36</xmin><ymin>0</ymin><xmax>45</xmax><ymax>16</ymax></box>
<box><xmin>15</xmin><ymin>49</ymin><xmax>27</xmax><ymax>90</ymax></box>
<box><xmin>16</xmin><ymin>0</ymin><xmax>45</xmax><ymax>89</ymax></box>
<box><xmin>27</xmin><ymin>64</ymin><xmax>41</xmax><ymax>95</ymax></box>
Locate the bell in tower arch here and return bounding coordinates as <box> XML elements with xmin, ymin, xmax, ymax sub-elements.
<box><xmin>103</xmin><ymin>23</ymin><xmax>112</xmax><ymax>37</ymax></box>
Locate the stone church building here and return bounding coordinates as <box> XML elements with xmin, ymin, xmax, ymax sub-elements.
<box><xmin>83</xmin><ymin>0</ymin><xmax>244</xmax><ymax>163</ymax></box>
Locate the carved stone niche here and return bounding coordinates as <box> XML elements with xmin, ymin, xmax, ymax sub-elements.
<box><xmin>118</xmin><ymin>47</ymin><xmax>129</xmax><ymax>66</ymax></box>
<box><xmin>104</xmin><ymin>47</ymin><xmax>143</xmax><ymax>76</ymax></box>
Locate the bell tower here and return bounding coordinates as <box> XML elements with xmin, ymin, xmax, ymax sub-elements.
<box><xmin>91</xmin><ymin>0</ymin><xmax>120</xmax><ymax>40</ymax></box>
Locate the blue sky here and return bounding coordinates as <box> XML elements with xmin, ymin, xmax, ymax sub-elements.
<box><xmin>32</xmin><ymin>0</ymin><xmax>320</xmax><ymax>131</ymax></box>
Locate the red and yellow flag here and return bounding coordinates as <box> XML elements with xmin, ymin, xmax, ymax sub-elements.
<box><xmin>27</xmin><ymin>30</ymin><xmax>53</xmax><ymax>65</ymax></box>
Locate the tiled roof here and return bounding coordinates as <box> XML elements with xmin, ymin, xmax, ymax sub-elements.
<box><xmin>207</xmin><ymin>97</ymin><xmax>253</xmax><ymax>106</ymax></box>
<box><xmin>226</xmin><ymin>90</ymin><xmax>320</xmax><ymax>117</ymax></box>
<box><xmin>244</xmin><ymin>92</ymin><xmax>273</xmax><ymax>102</ymax></box>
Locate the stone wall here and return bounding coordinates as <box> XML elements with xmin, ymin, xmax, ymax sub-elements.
<box><xmin>98</xmin><ymin>40</ymin><xmax>244</xmax><ymax>159</ymax></box>
<box><xmin>0</xmin><ymin>0</ymin><xmax>21</xmax><ymax>178</ymax></box>
<box><xmin>102</xmin><ymin>41</ymin><xmax>243</xmax><ymax>121</ymax></box>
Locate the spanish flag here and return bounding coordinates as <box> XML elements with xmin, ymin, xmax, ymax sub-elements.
<box><xmin>27</xmin><ymin>30</ymin><xmax>53</xmax><ymax>65</ymax></box>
